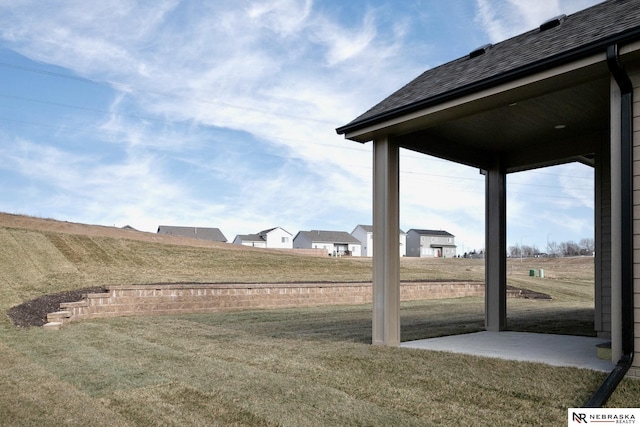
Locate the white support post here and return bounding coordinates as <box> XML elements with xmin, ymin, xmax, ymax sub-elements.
<box><xmin>485</xmin><ymin>159</ymin><xmax>507</xmax><ymax>331</ymax></box>
<box><xmin>372</xmin><ymin>135</ymin><xmax>400</xmax><ymax>346</ymax></box>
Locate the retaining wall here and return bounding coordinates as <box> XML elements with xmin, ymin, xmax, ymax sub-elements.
<box><xmin>44</xmin><ymin>281</ymin><xmax>504</xmax><ymax>329</ymax></box>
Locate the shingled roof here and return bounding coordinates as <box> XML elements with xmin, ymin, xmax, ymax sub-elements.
<box><xmin>337</xmin><ymin>0</ymin><xmax>640</xmax><ymax>136</ymax></box>
<box><xmin>235</xmin><ymin>233</ymin><xmax>264</xmax><ymax>242</ymax></box>
<box><xmin>157</xmin><ymin>225</ymin><xmax>227</xmax><ymax>242</ymax></box>
<box><xmin>408</xmin><ymin>229</ymin><xmax>454</xmax><ymax>237</ymax></box>
<box><xmin>355</xmin><ymin>224</ymin><xmax>406</xmax><ymax>234</ymax></box>
<box><xmin>297</xmin><ymin>230</ymin><xmax>361</xmax><ymax>244</ymax></box>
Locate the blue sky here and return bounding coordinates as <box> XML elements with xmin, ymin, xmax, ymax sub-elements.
<box><xmin>0</xmin><ymin>0</ymin><xmax>600</xmax><ymax>252</ymax></box>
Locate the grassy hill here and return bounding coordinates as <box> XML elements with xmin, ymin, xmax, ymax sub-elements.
<box><xmin>0</xmin><ymin>212</ymin><xmax>493</xmax><ymax>317</ymax></box>
<box><xmin>0</xmin><ymin>213</ymin><xmax>364</xmax><ymax>316</ymax></box>
<box><xmin>0</xmin><ymin>212</ymin><xmax>600</xmax><ymax>328</ymax></box>
<box><xmin>3</xmin><ymin>213</ymin><xmax>635</xmax><ymax>426</ymax></box>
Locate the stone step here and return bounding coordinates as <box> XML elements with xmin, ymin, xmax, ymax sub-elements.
<box><xmin>86</xmin><ymin>292</ymin><xmax>111</xmax><ymax>298</ymax></box>
<box><xmin>60</xmin><ymin>300</ymin><xmax>89</xmax><ymax>308</ymax></box>
<box><xmin>46</xmin><ymin>310</ymin><xmax>71</xmax><ymax>322</ymax></box>
<box><xmin>42</xmin><ymin>322</ymin><xmax>63</xmax><ymax>330</ymax></box>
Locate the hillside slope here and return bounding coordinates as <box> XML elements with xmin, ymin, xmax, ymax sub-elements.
<box><xmin>0</xmin><ymin>212</ymin><xmax>235</xmax><ymax>248</ymax></box>
<box><xmin>1</xmin><ymin>213</ymin><xmax>594</xmax><ymax>326</ymax></box>
<box><xmin>0</xmin><ymin>214</ymin><xmax>377</xmax><ymax>318</ymax></box>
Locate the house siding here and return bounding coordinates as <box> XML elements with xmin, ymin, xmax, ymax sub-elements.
<box><xmin>293</xmin><ymin>231</ymin><xmax>362</xmax><ymax>256</ymax></box>
<box><xmin>351</xmin><ymin>226</ymin><xmax>373</xmax><ymax>257</ymax></box>
<box><xmin>351</xmin><ymin>225</ymin><xmax>406</xmax><ymax>257</ymax></box>
<box><xmin>631</xmin><ymin>61</ymin><xmax>640</xmax><ymax>377</ymax></box>
<box><xmin>406</xmin><ymin>229</ymin><xmax>456</xmax><ymax>258</ymax></box>
<box><xmin>244</xmin><ymin>240</ymin><xmax>267</xmax><ymax>248</ymax></box>
<box><xmin>264</xmin><ymin>228</ymin><xmax>293</xmax><ymax>249</ymax></box>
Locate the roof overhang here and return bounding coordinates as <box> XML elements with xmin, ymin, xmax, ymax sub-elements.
<box><xmin>339</xmin><ymin>39</ymin><xmax>640</xmax><ymax>173</ymax></box>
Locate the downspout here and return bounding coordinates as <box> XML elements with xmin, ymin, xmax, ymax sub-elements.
<box><xmin>584</xmin><ymin>44</ymin><xmax>635</xmax><ymax>408</ymax></box>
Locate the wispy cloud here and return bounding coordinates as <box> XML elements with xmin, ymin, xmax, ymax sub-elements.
<box><xmin>0</xmin><ymin>0</ymin><xmax>601</xmax><ymax>249</ymax></box>
<box><xmin>474</xmin><ymin>0</ymin><xmax>599</xmax><ymax>42</ymax></box>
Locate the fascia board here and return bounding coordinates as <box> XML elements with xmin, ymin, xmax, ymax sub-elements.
<box><xmin>342</xmin><ymin>52</ymin><xmax>605</xmax><ymax>143</ymax></box>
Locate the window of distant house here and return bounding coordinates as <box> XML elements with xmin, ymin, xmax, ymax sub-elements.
<box><xmin>282</xmin><ymin>237</ymin><xmax>289</xmax><ymax>243</ymax></box>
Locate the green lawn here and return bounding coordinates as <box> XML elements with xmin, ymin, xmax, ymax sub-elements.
<box><xmin>2</xmin><ymin>299</ymin><xmax>638</xmax><ymax>426</ymax></box>
<box><xmin>1</xmin><ymin>222</ymin><xmax>639</xmax><ymax>425</ymax></box>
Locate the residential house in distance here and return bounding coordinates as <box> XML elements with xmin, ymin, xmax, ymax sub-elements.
<box><xmin>351</xmin><ymin>224</ymin><xmax>406</xmax><ymax>257</ymax></box>
<box><xmin>294</xmin><ymin>230</ymin><xmax>362</xmax><ymax>256</ymax></box>
<box><xmin>157</xmin><ymin>225</ymin><xmax>227</xmax><ymax>243</ymax></box>
<box><xmin>232</xmin><ymin>227</ymin><xmax>293</xmax><ymax>249</ymax></box>
<box><xmin>406</xmin><ymin>229</ymin><xmax>456</xmax><ymax>258</ymax></box>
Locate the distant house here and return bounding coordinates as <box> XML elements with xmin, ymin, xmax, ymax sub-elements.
<box><xmin>406</xmin><ymin>229</ymin><xmax>456</xmax><ymax>258</ymax></box>
<box><xmin>233</xmin><ymin>227</ymin><xmax>293</xmax><ymax>249</ymax></box>
<box><xmin>233</xmin><ymin>233</ymin><xmax>266</xmax><ymax>248</ymax></box>
<box><xmin>351</xmin><ymin>225</ymin><xmax>406</xmax><ymax>257</ymax></box>
<box><xmin>157</xmin><ymin>225</ymin><xmax>227</xmax><ymax>243</ymax></box>
<box><xmin>294</xmin><ymin>230</ymin><xmax>362</xmax><ymax>256</ymax></box>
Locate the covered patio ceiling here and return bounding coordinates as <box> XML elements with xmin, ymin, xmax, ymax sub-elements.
<box><xmin>345</xmin><ymin>58</ymin><xmax>612</xmax><ymax>174</ymax></box>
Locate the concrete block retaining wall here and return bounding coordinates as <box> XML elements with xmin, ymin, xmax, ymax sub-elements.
<box><xmin>45</xmin><ymin>281</ymin><xmax>500</xmax><ymax>329</ymax></box>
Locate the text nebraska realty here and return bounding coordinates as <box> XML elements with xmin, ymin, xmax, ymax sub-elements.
<box><xmin>573</xmin><ymin>412</ymin><xmax>636</xmax><ymax>424</ymax></box>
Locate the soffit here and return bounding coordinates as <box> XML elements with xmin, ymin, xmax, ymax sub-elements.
<box><xmin>374</xmin><ymin>60</ymin><xmax>611</xmax><ymax>172</ymax></box>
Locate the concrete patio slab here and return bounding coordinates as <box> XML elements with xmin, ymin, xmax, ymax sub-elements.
<box><xmin>401</xmin><ymin>331</ymin><xmax>613</xmax><ymax>372</ymax></box>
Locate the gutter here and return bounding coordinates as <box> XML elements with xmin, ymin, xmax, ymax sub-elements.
<box><xmin>584</xmin><ymin>43</ymin><xmax>635</xmax><ymax>408</ymax></box>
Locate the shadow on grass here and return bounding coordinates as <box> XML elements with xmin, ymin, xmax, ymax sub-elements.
<box><xmin>507</xmin><ymin>307</ymin><xmax>596</xmax><ymax>337</ymax></box>
<box><xmin>188</xmin><ymin>298</ymin><xmax>595</xmax><ymax>344</ymax></box>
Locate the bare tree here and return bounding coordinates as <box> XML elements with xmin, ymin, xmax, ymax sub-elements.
<box><xmin>547</xmin><ymin>240</ymin><xmax>560</xmax><ymax>257</ymax></box>
<box><xmin>522</xmin><ymin>244</ymin><xmax>539</xmax><ymax>257</ymax></box>
<box><xmin>508</xmin><ymin>244</ymin><xmax>521</xmax><ymax>258</ymax></box>
<box><xmin>561</xmin><ymin>240</ymin><xmax>581</xmax><ymax>257</ymax></box>
<box><xmin>579</xmin><ymin>238</ymin><xmax>595</xmax><ymax>255</ymax></box>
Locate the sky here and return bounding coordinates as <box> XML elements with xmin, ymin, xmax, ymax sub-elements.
<box><xmin>0</xmin><ymin>0</ymin><xmax>602</xmax><ymax>253</ymax></box>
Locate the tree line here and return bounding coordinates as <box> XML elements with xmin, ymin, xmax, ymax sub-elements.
<box><xmin>508</xmin><ymin>238</ymin><xmax>595</xmax><ymax>258</ymax></box>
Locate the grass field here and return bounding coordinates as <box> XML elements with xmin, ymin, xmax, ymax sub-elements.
<box><xmin>1</xmin><ymin>214</ymin><xmax>639</xmax><ymax>426</ymax></box>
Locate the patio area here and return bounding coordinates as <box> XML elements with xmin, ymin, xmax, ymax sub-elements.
<box><xmin>401</xmin><ymin>331</ymin><xmax>613</xmax><ymax>372</ymax></box>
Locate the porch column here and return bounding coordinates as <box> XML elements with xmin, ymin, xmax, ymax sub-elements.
<box><xmin>594</xmin><ymin>132</ymin><xmax>611</xmax><ymax>340</ymax></box>
<box><xmin>485</xmin><ymin>156</ymin><xmax>507</xmax><ymax>331</ymax></box>
<box><xmin>372</xmin><ymin>135</ymin><xmax>400</xmax><ymax>346</ymax></box>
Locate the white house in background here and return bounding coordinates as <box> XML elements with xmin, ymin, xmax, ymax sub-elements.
<box><xmin>406</xmin><ymin>229</ymin><xmax>456</xmax><ymax>258</ymax></box>
<box><xmin>293</xmin><ymin>230</ymin><xmax>362</xmax><ymax>256</ymax></box>
<box><xmin>233</xmin><ymin>227</ymin><xmax>293</xmax><ymax>249</ymax></box>
<box><xmin>351</xmin><ymin>225</ymin><xmax>406</xmax><ymax>257</ymax></box>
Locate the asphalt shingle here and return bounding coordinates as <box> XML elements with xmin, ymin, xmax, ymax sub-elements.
<box><xmin>337</xmin><ymin>0</ymin><xmax>640</xmax><ymax>134</ymax></box>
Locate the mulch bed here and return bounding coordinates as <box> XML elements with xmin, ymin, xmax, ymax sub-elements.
<box><xmin>7</xmin><ymin>286</ymin><xmax>106</xmax><ymax>328</ymax></box>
